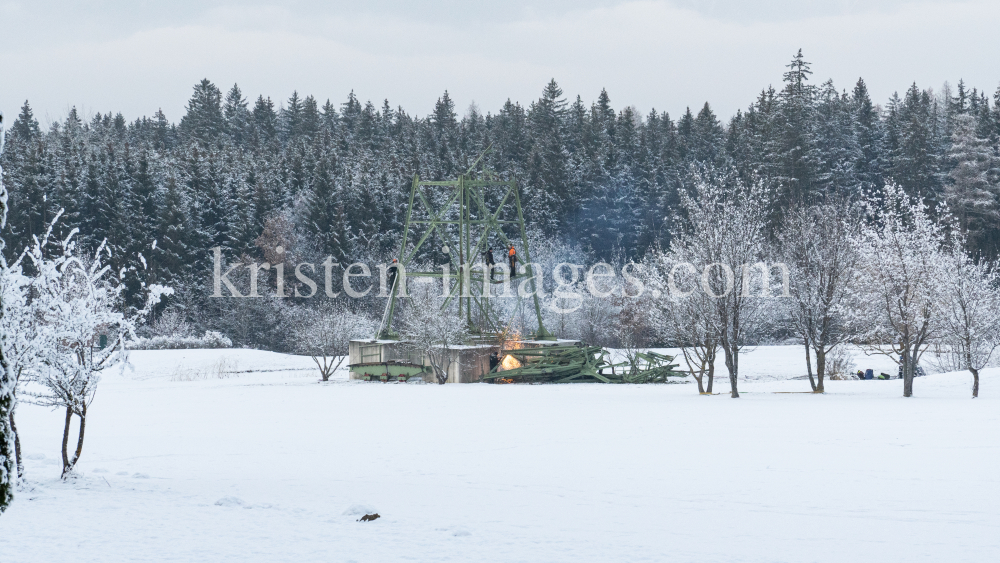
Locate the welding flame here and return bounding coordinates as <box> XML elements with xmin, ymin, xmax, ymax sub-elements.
<box><xmin>500</xmin><ymin>329</ymin><xmax>523</xmax><ymax>371</ymax></box>
<box><xmin>501</xmin><ymin>354</ymin><xmax>522</xmax><ymax>370</ymax></box>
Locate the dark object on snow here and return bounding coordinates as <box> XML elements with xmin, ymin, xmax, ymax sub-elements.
<box><xmin>878</xmin><ymin>372</ymin><xmax>890</xmax><ymax>380</ymax></box>
<box><xmin>865</xmin><ymin>369</ymin><xmax>874</xmax><ymax>380</ymax></box>
<box><xmin>359</xmin><ymin>513</ymin><xmax>380</xmax><ymax>522</ymax></box>
<box><xmin>856</xmin><ymin>370</ymin><xmax>865</xmax><ymax>380</ymax></box>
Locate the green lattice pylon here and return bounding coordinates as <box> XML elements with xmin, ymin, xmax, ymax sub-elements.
<box><xmin>375</xmin><ymin>150</ymin><xmax>552</xmax><ymax>341</ymax></box>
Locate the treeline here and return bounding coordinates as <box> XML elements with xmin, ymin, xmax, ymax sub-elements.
<box><xmin>2</xmin><ymin>50</ymin><xmax>999</xmax><ymax>348</ymax></box>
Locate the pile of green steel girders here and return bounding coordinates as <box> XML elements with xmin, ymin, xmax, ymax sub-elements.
<box><xmin>483</xmin><ymin>345</ymin><xmax>686</xmax><ymax>384</ymax></box>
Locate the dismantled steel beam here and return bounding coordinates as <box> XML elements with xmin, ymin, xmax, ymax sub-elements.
<box><xmin>483</xmin><ymin>346</ymin><xmax>686</xmax><ymax>384</ymax></box>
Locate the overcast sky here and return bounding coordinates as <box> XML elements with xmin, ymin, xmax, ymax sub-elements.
<box><xmin>2</xmin><ymin>0</ymin><xmax>998</xmax><ymax>125</ymax></box>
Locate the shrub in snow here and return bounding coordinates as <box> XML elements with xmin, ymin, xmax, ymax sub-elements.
<box><xmin>127</xmin><ymin>331</ymin><xmax>233</xmax><ymax>350</ymax></box>
<box><xmin>823</xmin><ymin>346</ymin><xmax>856</xmax><ymax>379</ymax></box>
<box><xmin>290</xmin><ymin>302</ymin><xmax>375</xmax><ymax>381</ymax></box>
<box><xmin>146</xmin><ymin>308</ymin><xmax>194</xmax><ymax>339</ymax></box>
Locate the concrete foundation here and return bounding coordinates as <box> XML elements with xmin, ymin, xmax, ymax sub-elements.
<box><xmin>348</xmin><ymin>338</ymin><xmax>582</xmax><ymax>383</ymax></box>
<box><xmin>348</xmin><ymin>340</ymin><xmax>494</xmax><ymax>383</ymax></box>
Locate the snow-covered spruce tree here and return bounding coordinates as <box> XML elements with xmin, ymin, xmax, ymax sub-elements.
<box><xmin>934</xmin><ymin>232</ymin><xmax>1000</xmax><ymax>398</ymax></box>
<box><xmin>944</xmin><ymin>114</ymin><xmax>1000</xmax><ymax>255</ymax></box>
<box><xmin>26</xmin><ymin>230</ymin><xmax>169</xmax><ymax>478</ymax></box>
<box><xmin>779</xmin><ymin>200</ymin><xmax>860</xmax><ymax>392</ymax></box>
<box><xmin>769</xmin><ymin>49</ymin><xmax>822</xmax><ymax>217</ymax></box>
<box><xmin>292</xmin><ymin>302</ymin><xmax>375</xmax><ymax>381</ymax></box>
<box><xmin>671</xmin><ymin>170</ymin><xmax>775</xmax><ymax>398</ymax></box>
<box><xmin>642</xmin><ymin>251</ymin><xmax>720</xmax><ymax>394</ymax></box>
<box><xmin>1</xmin><ymin>108</ymin><xmax>15</xmax><ymax>512</ymax></box>
<box><xmin>399</xmin><ymin>284</ymin><xmax>469</xmax><ymax>385</ymax></box>
<box><xmin>851</xmin><ymin>183</ymin><xmax>948</xmax><ymax>397</ymax></box>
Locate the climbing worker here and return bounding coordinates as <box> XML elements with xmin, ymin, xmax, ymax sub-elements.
<box><xmin>484</xmin><ymin>247</ymin><xmax>496</xmax><ymax>280</ymax></box>
<box><xmin>508</xmin><ymin>245</ymin><xmax>517</xmax><ymax>277</ymax></box>
<box><xmin>387</xmin><ymin>258</ymin><xmax>399</xmax><ymax>292</ymax></box>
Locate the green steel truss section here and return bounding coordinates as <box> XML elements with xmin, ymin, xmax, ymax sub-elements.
<box><xmin>376</xmin><ymin>155</ymin><xmax>552</xmax><ymax>341</ymax></box>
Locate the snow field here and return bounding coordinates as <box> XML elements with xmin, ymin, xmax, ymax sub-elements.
<box><xmin>1</xmin><ymin>346</ymin><xmax>998</xmax><ymax>562</ymax></box>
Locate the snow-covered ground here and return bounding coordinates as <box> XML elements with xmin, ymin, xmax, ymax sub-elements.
<box><xmin>2</xmin><ymin>346</ymin><xmax>998</xmax><ymax>562</ymax></box>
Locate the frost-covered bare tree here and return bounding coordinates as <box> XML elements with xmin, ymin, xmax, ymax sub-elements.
<box><xmin>399</xmin><ymin>285</ymin><xmax>469</xmax><ymax>384</ymax></box>
<box><xmin>642</xmin><ymin>252</ymin><xmax>720</xmax><ymax>394</ymax></box>
<box><xmin>293</xmin><ymin>303</ymin><xmax>375</xmax><ymax>381</ymax></box>
<box><xmin>0</xmin><ymin>108</ymin><xmax>14</xmax><ymax>512</ymax></box>
<box><xmin>851</xmin><ymin>184</ymin><xmax>948</xmax><ymax>398</ymax></box>
<box><xmin>672</xmin><ymin>171</ymin><xmax>775</xmax><ymax>398</ymax></box>
<box><xmin>610</xmin><ymin>272</ymin><xmax>656</xmax><ymax>372</ymax></box>
<box><xmin>1</xmin><ymin>251</ymin><xmax>40</xmax><ymax>481</ymax></box>
<box><xmin>933</xmin><ymin>233</ymin><xmax>1000</xmax><ymax>398</ymax></box>
<box><xmin>26</xmin><ymin>230</ymin><xmax>169</xmax><ymax>478</ymax></box>
<box><xmin>779</xmin><ymin>200</ymin><xmax>860</xmax><ymax>392</ymax></box>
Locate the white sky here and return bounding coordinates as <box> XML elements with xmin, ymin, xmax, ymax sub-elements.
<box><xmin>2</xmin><ymin>0</ymin><xmax>998</xmax><ymax>125</ymax></box>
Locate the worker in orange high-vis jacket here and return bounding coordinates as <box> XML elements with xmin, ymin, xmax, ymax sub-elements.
<box><xmin>508</xmin><ymin>245</ymin><xmax>517</xmax><ymax>277</ymax></box>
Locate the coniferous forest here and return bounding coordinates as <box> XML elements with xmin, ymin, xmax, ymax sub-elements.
<box><xmin>3</xmin><ymin>51</ymin><xmax>1000</xmax><ymax>350</ymax></box>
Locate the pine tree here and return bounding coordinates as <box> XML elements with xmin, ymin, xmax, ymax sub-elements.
<box><xmin>301</xmin><ymin>95</ymin><xmax>320</xmax><ymax>141</ymax></box>
<box><xmin>10</xmin><ymin>101</ymin><xmax>40</xmax><ymax>140</ymax></box>
<box><xmin>304</xmin><ymin>149</ymin><xmax>345</xmax><ymax>259</ymax></box>
<box><xmin>852</xmin><ymin>78</ymin><xmax>883</xmax><ymax>193</ymax></box>
<box><xmin>527</xmin><ymin>79</ymin><xmax>570</xmax><ymax>232</ymax></box>
<box><xmin>892</xmin><ymin>84</ymin><xmax>943</xmax><ymax>206</ymax></box>
<box><xmin>430</xmin><ymin>91</ymin><xmax>459</xmax><ymax>178</ymax></box>
<box><xmin>320</xmin><ymin>99</ymin><xmax>339</xmax><ymax>136</ymax></box>
<box><xmin>180</xmin><ymin>79</ymin><xmax>224</xmax><ymax>146</ymax></box>
<box><xmin>251</xmin><ymin>96</ymin><xmax>278</xmax><ymax>147</ymax></box>
<box><xmin>691</xmin><ymin>103</ymin><xmax>725</xmax><ymax>164</ymax></box>
<box><xmin>223</xmin><ymin>84</ymin><xmax>250</xmax><ymax>145</ymax></box>
<box><xmin>990</xmin><ymin>86</ymin><xmax>1000</xmax><ymax>145</ymax></box>
<box><xmin>945</xmin><ymin>114</ymin><xmax>1000</xmax><ymax>255</ymax></box>
<box><xmin>281</xmin><ymin>91</ymin><xmax>303</xmax><ymax>142</ymax></box>
<box><xmin>813</xmin><ymin>81</ymin><xmax>861</xmax><ymax>196</ymax></box>
<box><xmin>152</xmin><ymin>109</ymin><xmax>173</xmax><ymax>150</ymax></box>
<box><xmin>676</xmin><ymin>107</ymin><xmax>696</xmax><ymax>161</ymax></box>
<box><xmin>772</xmin><ymin>49</ymin><xmax>821</xmax><ymax>212</ymax></box>
<box><xmin>156</xmin><ymin>174</ymin><xmax>192</xmax><ymax>282</ymax></box>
